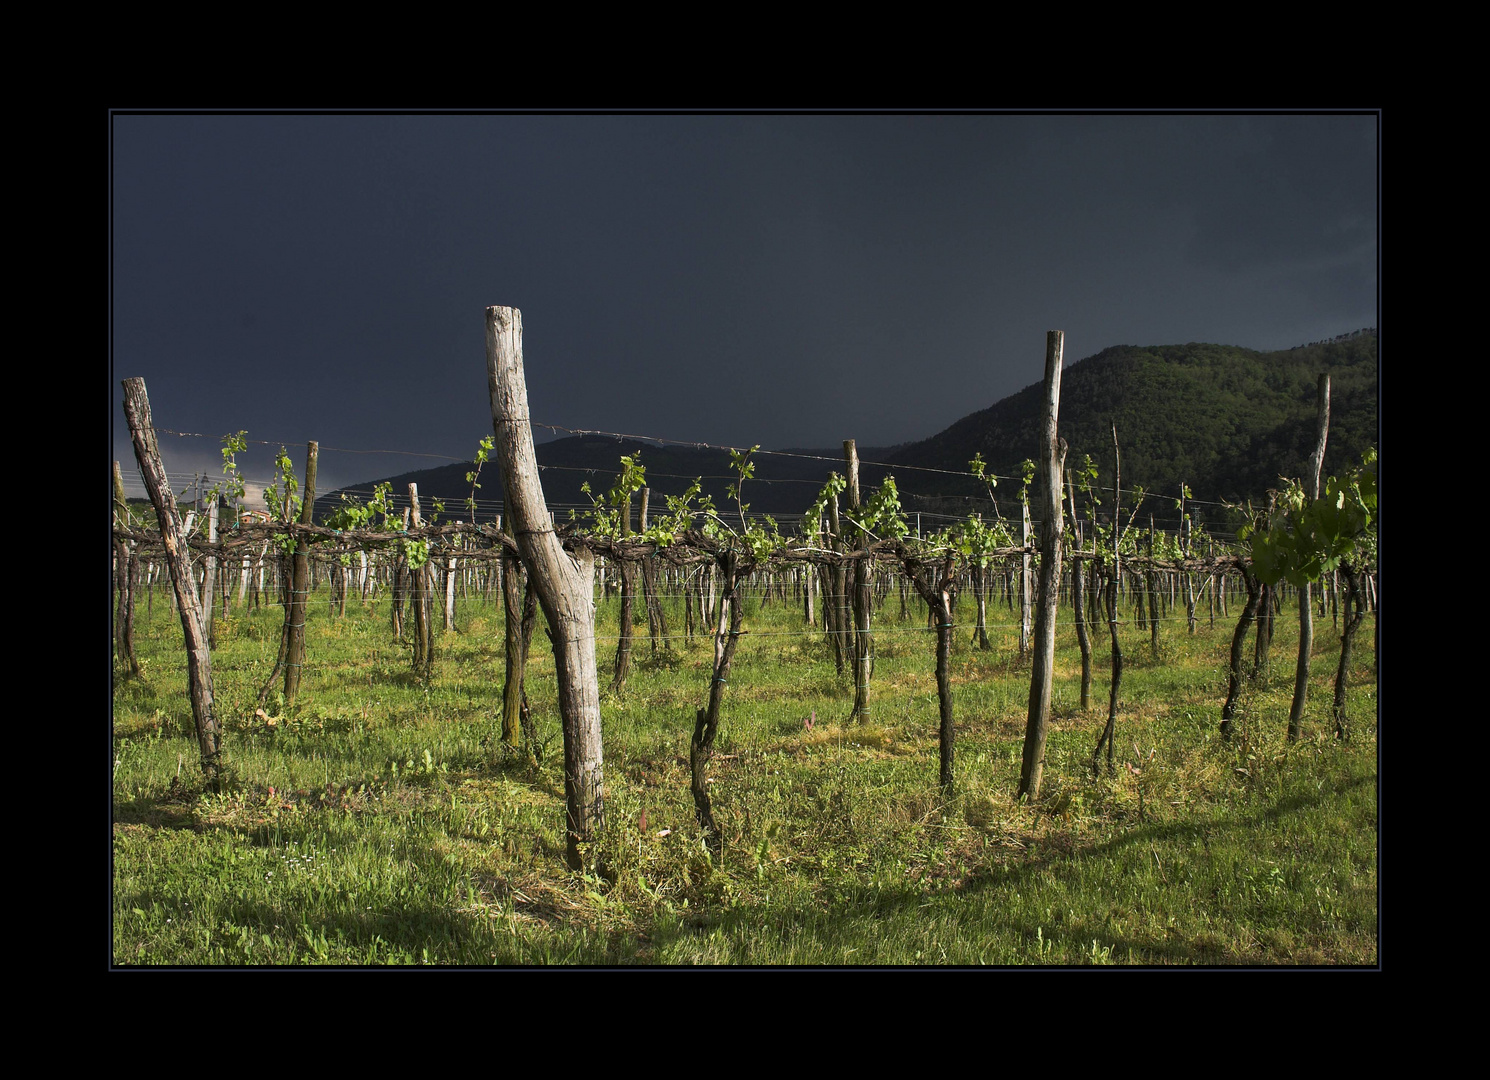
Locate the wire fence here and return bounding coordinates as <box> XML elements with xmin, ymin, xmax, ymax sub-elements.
<box><xmin>114</xmin><ymin>421</ymin><xmax>1253</xmax><ymax>541</ymax></box>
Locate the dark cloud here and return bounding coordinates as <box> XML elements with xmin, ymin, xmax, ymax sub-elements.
<box><xmin>111</xmin><ymin>113</ymin><xmax>1378</xmax><ymax>500</ymax></box>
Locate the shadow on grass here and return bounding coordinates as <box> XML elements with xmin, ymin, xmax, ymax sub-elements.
<box><xmin>660</xmin><ymin>767</ymin><xmax>1375</xmax><ymax>966</ymax></box>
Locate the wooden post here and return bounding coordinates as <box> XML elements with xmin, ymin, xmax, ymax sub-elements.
<box><xmin>1093</xmin><ymin>422</ymin><xmax>1124</xmax><ymax>776</ymax></box>
<box><xmin>391</xmin><ymin>507</ymin><xmax>410</xmax><ymax>640</ymax></box>
<box><xmin>486</xmin><ymin>306</ymin><xmax>604</xmax><ymax>869</ymax></box>
<box><xmin>121</xmin><ymin>378</ymin><xmax>222</xmax><ymax>781</ymax></box>
<box><xmin>445</xmin><ymin>537</ymin><xmax>458</xmax><ymax>632</ymax></box>
<box><xmin>408</xmin><ymin>483</ymin><xmax>434</xmax><ymax>678</ymax></box>
<box><xmin>1019</xmin><ymin>500</ymin><xmax>1032</xmax><ymax>658</ymax></box>
<box><xmin>1147</xmin><ymin>514</ymin><xmax>1160</xmax><ymax>659</ymax></box>
<box><xmin>202</xmin><ymin>498</ymin><xmax>219</xmax><ymax>648</ymax></box>
<box><xmin>1017</xmin><ymin>331</ymin><xmax>1066</xmax><ymax>801</ymax></box>
<box><xmin>1289</xmin><ymin>372</ymin><xmax>1329</xmax><ymax>740</ymax></box>
<box><xmin>825</xmin><ymin>495</ymin><xmax>847</xmax><ymax>675</ymax></box>
<box><xmin>282</xmin><ymin>442</ymin><xmax>318</xmax><ymax>700</ymax></box>
<box><xmin>1182</xmin><ymin>489</ymin><xmax>1197</xmax><ymax>634</ymax></box>
<box><xmin>112</xmin><ymin>461</ymin><xmax>141</xmax><ymax>677</ymax></box>
<box><xmin>845</xmin><ymin>440</ymin><xmax>874</xmax><ymax>723</ymax></box>
<box><xmin>1069</xmin><ymin>475</ymin><xmax>1091</xmax><ymax>711</ymax></box>
<box><xmin>639</xmin><ymin>487</ymin><xmax>669</xmax><ymax>653</ymax></box>
<box><xmin>1208</xmin><ymin>538</ymin><xmax>1216</xmax><ymax>626</ymax></box>
<box><xmin>611</xmin><ymin>489</ymin><xmax>636</xmax><ymax>694</ymax></box>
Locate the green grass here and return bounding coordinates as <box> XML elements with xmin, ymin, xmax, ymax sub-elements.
<box><xmin>112</xmin><ymin>577</ymin><xmax>1377</xmax><ymax>965</ymax></box>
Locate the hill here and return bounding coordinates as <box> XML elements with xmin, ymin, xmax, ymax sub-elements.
<box><xmin>886</xmin><ymin>331</ymin><xmax>1378</xmax><ymax>526</ymax></box>
<box><xmin>319</xmin><ymin>331</ymin><xmax>1377</xmax><ymax>534</ymax></box>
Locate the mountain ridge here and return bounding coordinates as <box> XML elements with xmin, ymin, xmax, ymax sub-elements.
<box><xmin>318</xmin><ymin>331</ymin><xmax>1378</xmax><ymax>533</ymax></box>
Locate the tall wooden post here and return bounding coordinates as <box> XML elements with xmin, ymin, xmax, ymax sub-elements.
<box><xmin>1019</xmin><ymin>500</ymin><xmax>1032</xmax><ymax>657</ymax></box>
<box><xmin>1147</xmin><ymin>514</ymin><xmax>1160</xmax><ymax>658</ymax></box>
<box><xmin>826</xmin><ymin>492</ymin><xmax>848</xmax><ymax>675</ymax></box>
<box><xmin>112</xmin><ymin>460</ymin><xmax>141</xmax><ymax>676</ymax></box>
<box><xmin>1093</xmin><ymin>423</ymin><xmax>1124</xmax><ymax>776</ymax></box>
<box><xmin>408</xmin><ymin>483</ymin><xmax>433</xmax><ymax>678</ymax></box>
<box><xmin>639</xmin><ymin>487</ymin><xmax>669</xmax><ymax>653</ymax></box>
<box><xmin>845</xmin><ymin>439</ymin><xmax>873</xmax><ymax>723</ymax></box>
<box><xmin>1182</xmin><ymin>486</ymin><xmax>1197</xmax><ymax>634</ymax></box>
<box><xmin>486</xmin><ymin>306</ymin><xmax>604</xmax><ymax>869</ymax></box>
<box><xmin>1017</xmin><ymin>332</ymin><xmax>1066</xmax><ymax>801</ymax></box>
<box><xmin>283</xmin><ymin>442</ymin><xmax>318</xmax><ymax>701</ymax></box>
<box><xmin>445</xmin><ymin>539</ymin><xmax>458</xmax><ymax>632</ymax></box>
<box><xmin>121</xmin><ymin>378</ymin><xmax>222</xmax><ymax>781</ymax></box>
<box><xmin>202</xmin><ymin>498</ymin><xmax>219</xmax><ymax>648</ymax></box>
<box><xmin>1069</xmin><ymin>475</ymin><xmax>1091</xmax><ymax>711</ymax></box>
<box><xmin>611</xmin><ymin>489</ymin><xmax>636</xmax><ymax>694</ymax></box>
<box><xmin>1288</xmin><ymin>372</ymin><xmax>1330</xmax><ymax>740</ymax></box>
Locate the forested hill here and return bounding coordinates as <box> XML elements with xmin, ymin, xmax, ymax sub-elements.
<box><xmin>886</xmin><ymin>331</ymin><xmax>1378</xmax><ymax>511</ymax></box>
<box><xmin>318</xmin><ymin>331</ymin><xmax>1376</xmax><ymax>527</ymax></box>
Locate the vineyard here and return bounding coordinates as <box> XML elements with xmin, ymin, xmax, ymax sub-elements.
<box><xmin>111</xmin><ymin>311</ymin><xmax>1378</xmax><ymax>966</ymax></box>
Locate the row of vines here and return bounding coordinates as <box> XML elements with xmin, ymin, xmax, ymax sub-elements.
<box><xmin>115</xmin><ymin>316</ymin><xmax>1377</xmax><ymax>872</ymax></box>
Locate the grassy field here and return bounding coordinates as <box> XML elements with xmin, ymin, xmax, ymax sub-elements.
<box><xmin>111</xmin><ymin>574</ymin><xmax>1378</xmax><ymax>965</ymax></box>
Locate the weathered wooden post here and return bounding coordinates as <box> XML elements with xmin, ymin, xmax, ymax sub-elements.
<box><xmin>486</xmin><ymin>306</ymin><xmax>604</xmax><ymax>868</ymax></box>
<box><xmin>283</xmin><ymin>442</ymin><xmax>318</xmax><ymax>701</ymax></box>
<box><xmin>1017</xmin><ymin>331</ymin><xmax>1066</xmax><ymax>801</ymax></box>
<box><xmin>845</xmin><ymin>440</ymin><xmax>874</xmax><ymax>723</ymax></box>
<box><xmin>202</xmin><ymin>497</ymin><xmax>219</xmax><ymax>648</ymax></box>
<box><xmin>121</xmin><ymin>379</ymin><xmax>222</xmax><ymax>781</ymax></box>
<box><xmin>391</xmin><ymin>506</ymin><xmax>410</xmax><ymax>640</ymax></box>
<box><xmin>1093</xmin><ymin>423</ymin><xmax>1124</xmax><ymax>776</ymax></box>
<box><xmin>1019</xmin><ymin>499</ymin><xmax>1032</xmax><ymax>658</ymax></box>
<box><xmin>1288</xmin><ymin>372</ymin><xmax>1330</xmax><ymax>740</ymax></box>
<box><xmin>1069</xmin><ymin>475</ymin><xmax>1091</xmax><ymax>711</ymax></box>
<box><xmin>1182</xmin><ymin>487</ymin><xmax>1197</xmax><ymax>634</ymax></box>
<box><xmin>112</xmin><ymin>461</ymin><xmax>141</xmax><ymax>677</ymax></box>
<box><xmin>408</xmin><ymin>483</ymin><xmax>435</xmax><ymax>678</ymax></box>
<box><xmin>1147</xmin><ymin>514</ymin><xmax>1160</xmax><ymax>658</ymax></box>
<box><xmin>445</xmin><ymin>538</ymin><xmax>458</xmax><ymax>633</ymax></box>
<box><xmin>639</xmin><ymin>488</ymin><xmax>670</xmax><ymax>654</ymax></box>
<box><xmin>611</xmin><ymin>488</ymin><xmax>636</xmax><ymax>694</ymax></box>
<box><xmin>825</xmin><ymin>495</ymin><xmax>848</xmax><ymax>674</ymax></box>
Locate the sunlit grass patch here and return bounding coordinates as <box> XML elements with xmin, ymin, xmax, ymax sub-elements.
<box><xmin>113</xmin><ymin>580</ymin><xmax>1376</xmax><ymax>966</ymax></box>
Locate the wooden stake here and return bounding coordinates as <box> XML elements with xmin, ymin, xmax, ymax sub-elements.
<box><xmin>1069</xmin><ymin>474</ymin><xmax>1091</xmax><ymax>711</ymax></box>
<box><xmin>1093</xmin><ymin>422</ymin><xmax>1124</xmax><ymax>776</ymax></box>
<box><xmin>1288</xmin><ymin>372</ymin><xmax>1329</xmax><ymax>740</ymax></box>
<box><xmin>121</xmin><ymin>378</ymin><xmax>221</xmax><ymax>781</ymax></box>
<box><xmin>408</xmin><ymin>483</ymin><xmax>433</xmax><ymax>678</ymax></box>
<box><xmin>487</xmin><ymin>306</ymin><xmax>604</xmax><ymax>868</ymax></box>
<box><xmin>1017</xmin><ymin>331</ymin><xmax>1066</xmax><ymax>801</ymax></box>
<box><xmin>845</xmin><ymin>440</ymin><xmax>873</xmax><ymax>723</ymax></box>
<box><xmin>112</xmin><ymin>461</ymin><xmax>141</xmax><ymax>676</ymax></box>
<box><xmin>1019</xmin><ymin>500</ymin><xmax>1032</xmax><ymax>658</ymax></box>
<box><xmin>202</xmin><ymin>498</ymin><xmax>219</xmax><ymax>648</ymax></box>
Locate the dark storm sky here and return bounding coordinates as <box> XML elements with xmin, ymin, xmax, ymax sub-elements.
<box><xmin>110</xmin><ymin>112</ymin><xmax>1378</xmax><ymax>507</ymax></box>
